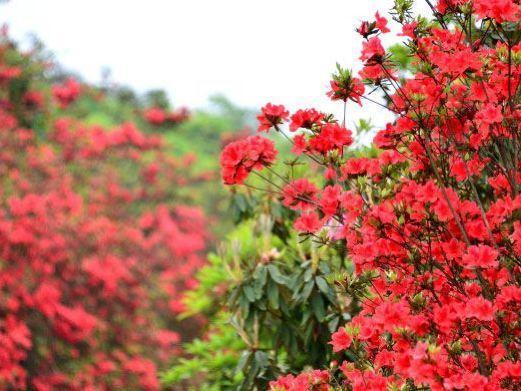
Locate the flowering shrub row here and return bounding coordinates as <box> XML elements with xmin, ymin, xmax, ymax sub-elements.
<box><xmin>221</xmin><ymin>0</ymin><xmax>521</xmax><ymax>389</ymax></box>
<box><xmin>0</xmin><ymin>32</ymin><xmax>208</xmax><ymax>389</ymax></box>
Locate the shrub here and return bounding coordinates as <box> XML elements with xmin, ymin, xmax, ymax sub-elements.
<box><xmin>164</xmin><ymin>207</ymin><xmax>356</xmax><ymax>390</ymax></box>
<box><xmin>0</xmin><ymin>31</ymin><xmax>208</xmax><ymax>390</ymax></box>
<box><xmin>221</xmin><ymin>1</ymin><xmax>521</xmax><ymax>389</ymax></box>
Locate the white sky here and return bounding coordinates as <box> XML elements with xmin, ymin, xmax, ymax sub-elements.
<box><xmin>0</xmin><ymin>0</ymin><xmax>427</xmax><ymax>128</ymax></box>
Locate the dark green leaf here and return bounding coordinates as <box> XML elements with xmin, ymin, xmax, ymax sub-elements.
<box><xmin>315</xmin><ymin>276</ymin><xmax>329</xmax><ymax>295</ymax></box>
<box><xmin>267</xmin><ymin>278</ymin><xmax>279</xmax><ymax>310</ymax></box>
<box><xmin>311</xmin><ymin>293</ymin><xmax>326</xmax><ymax>321</ymax></box>
<box><xmin>267</xmin><ymin>264</ymin><xmax>287</xmax><ymax>285</ymax></box>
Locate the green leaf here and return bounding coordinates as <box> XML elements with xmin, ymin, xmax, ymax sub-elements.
<box><xmin>267</xmin><ymin>278</ymin><xmax>279</xmax><ymax>310</ymax></box>
<box><xmin>243</xmin><ymin>285</ymin><xmax>255</xmax><ymax>302</ymax></box>
<box><xmin>328</xmin><ymin>316</ymin><xmax>340</xmax><ymax>332</ymax></box>
<box><xmin>253</xmin><ymin>265</ymin><xmax>268</xmax><ymax>286</ymax></box>
<box><xmin>315</xmin><ymin>276</ymin><xmax>329</xmax><ymax>295</ymax></box>
<box><xmin>238</xmin><ymin>295</ymin><xmax>250</xmax><ymax>318</ymax></box>
<box><xmin>234</xmin><ymin>193</ymin><xmax>247</xmax><ymax>212</ymax></box>
<box><xmin>311</xmin><ymin>293</ymin><xmax>326</xmax><ymax>321</ymax></box>
<box><xmin>254</xmin><ymin>351</ymin><xmax>269</xmax><ymax>369</ymax></box>
<box><xmin>267</xmin><ymin>264</ymin><xmax>287</xmax><ymax>285</ymax></box>
<box><xmin>303</xmin><ymin>267</ymin><xmax>313</xmax><ymax>282</ymax></box>
<box><xmin>235</xmin><ymin>351</ymin><xmax>251</xmax><ymax>374</ymax></box>
<box><xmin>300</xmin><ymin>279</ymin><xmax>315</xmax><ymax>302</ymax></box>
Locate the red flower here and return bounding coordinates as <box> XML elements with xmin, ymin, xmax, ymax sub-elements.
<box><xmin>220</xmin><ymin>135</ymin><xmax>278</xmax><ymax>185</ymax></box>
<box><xmin>474</xmin><ymin>0</ymin><xmax>520</xmax><ymax>23</ymax></box>
<box><xmin>356</xmin><ymin>21</ymin><xmax>373</xmax><ymax>38</ymax></box>
<box><xmin>399</xmin><ymin>22</ymin><xmax>418</xmax><ymax>39</ymax></box>
<box><xmin>461</xmin><ymin>245</ymin><xmax>499</xmax><ymax>269</ymax></box>
<box><xmin>327</xmin><ymin>78</ymin><xmax>365</xmax><ymax>105</ymax></box>
<box><xmin>282</xmin><ymin>179</ymin><xmax>318</xmax><ymax>211</ymax></box>
<box><xmin>294</xmin><ymin>211</ymin><xmax>322</xmax><ymax>233</ymax></box>
<box><xmin>52</xmin><ymin>78</ymin><xmax>81</xmax><ymax>108</ymax></box>
<box><xmin>320</xmin><ymin>185</ymin><xmax>341</xmax><ymax>217</ymax></box>
<box><xmin>465</xmin><ymin>297</ymin><xmax>495</xmax><ymax>321</ymax></box>
<box><xmin>0</xmin><ymin>65</ymin><xmax>21</xmax><ymax>83</ymax></box>
<box><xmin>330</xmin><ymin>327</ymin><xmax>352</xmax><ymax>352</ymax></box>
<box><xmin>289</xmin><ymin>109</ymin><xmax>324</xmax><ymax>131</ymax></box>
<box><xmin>291</xmin><ymin>134</ymin><xmax>307</xmax><ymax>155</ymax></box>
<box><xmin>23</xmin><ymin>90</ymin><xmax>44</xmax><ymax>109</ymax></box>
<box><xmin>309</xmin><ymin>123</ymin><xmax>353</xmax><ymax>155</ymax></box>
<box><xmin>144</xmin><ymin>107</ymin><xmax>166</xmax><ymax>125</ymax></box>
<box><xmin>360</xmin><ymin>37</ymin><xmax>385</xmax><ymax>64</ymax></box>
<box><xmin>257</xmin><ymin>103</ymin><xmax>289</xmax><ymax>132</ymax></box>
<box><xmin>476</xmin><ymin>104</ymin><xmax>503</xmax><ymax>125</ymax></box>
<box><xmin>144</xmin><ymin>107</ymin><xmax>189</xmax><ymax>126</ymax></box>
<box><xmin>375</xmin><ymin>12</ymin><xmax>390</xmax><ymax>33</ymax></box>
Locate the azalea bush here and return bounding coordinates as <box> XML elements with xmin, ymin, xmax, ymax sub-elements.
<box><xmin>220</xmin><ymin>0</ymin><xmax>521</xmax><ymax>389</ymax></box>
<box><xmin>0</xmin><ymin>31</ymin><xmax>210</xmax><ymax>389</ymax></box>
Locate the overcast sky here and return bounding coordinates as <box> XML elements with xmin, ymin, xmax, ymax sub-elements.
<box><xmin>0</xmin><ymin>0</ymin><xmax>428</xmax><ymax>128</ymax></box>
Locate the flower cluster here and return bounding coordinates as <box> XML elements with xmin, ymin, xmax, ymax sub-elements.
<box><xmin>0</xmin><ymin>35</ymin><xmax>208</xmax><ymax>390</ymax></box>
<box><xmin>143</xmin><ymin>106</ymin><xmax>190</xmax><ymax>127</ymax></box>
<box><xmin>222</xmin><ymin>1</ymin><xmax>521</xmax><ymax>389</ymax></box>
<box><xmin>220</xmin><ymin>107</ymin><xmax>353</xmax><ymax>184</ymax></box>
<box><xmin>269</xmin><ymin>370</ymin><xmax>330</xmax><ymax>391</ymax></box>
<box><xmin>52</xmin><ymin>77</ymin><xmax>81</xmax><ymax>108</ymax></box>
<box><xmin>220</xmin><ymin>135</ymin><xmax>278</xmax><ymax>184</ymax></box>
<box><xmin>257</xmin><ymin>103</ymin><xmax>289</xmax><ymax>132</ymax></box>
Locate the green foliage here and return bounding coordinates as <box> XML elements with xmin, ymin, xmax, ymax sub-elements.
<box><xmin>165</xmin><ymin>192</ymin><xmax>357</xmax><ymax>390</ymax></box>
<box><xmin>161</xmin><ymin>313</ymin><xmax>245</xmax><ymax>390</ymax></box>
<box><xmin>391</xmin><ymin>0</ymin><xmax>415</xmax><ymax>23</ymax></box>
<box><xmin>145</xmin><ymin>89</ymin><xmax>171</xmax><ymax>109</ymax></box>
<box><xmin>388</xmin><ymin>43</ymin><xmax>413</xmax><ymax>72</ymax></box>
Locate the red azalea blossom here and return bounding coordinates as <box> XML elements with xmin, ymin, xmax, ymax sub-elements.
<box><xmin>461</xmin><ymin>245</ymin><xmax>499</xmax><ymax>269</ymax></box>
<box><xmin>220</xmin><ymin>135</ymin><xmax>278</xmax><ymax>184</ymax></box>
<box><xmin>257</xmin><ymin>103</ymin><xmax>289</xmax><ymax>132</ymax></box>
<box><xmin>327</xmin><ymin>78</ymin><xmax>365</xmax><ymax>105</ymax></box>
<box><xmin>375</xmin><ymin>12</ymin><xmax>390</xmax><ymax>33</ymax></box>
<box><xmin>289</xmin><ymin>108</ymin><xmax>325</xmax><ymax>131</ymax></box>
<box><xmin>294</xmin><ymin>211</ymin><xmax>322</xmax><ymax>233</ymax></box>
<box><xmin>144</xmin><ymin>107</ymin><xmax>166</xmax><ymax>125</ymax></box>
<box><xmin>356</xmin><ymin>21</ymin><xmax>373</xmax><ymax>38</ymax></box>
<box><xmin>291</xmin><ymin>133</ymin><xmax>307</xmax><ymax>155</ymax></box>
<box><xmin>52</xmin><ymin>78</ymin><xmax>81</xmax><ymax>108</ymax></box>
<box><xmin>282</xmin><ymin>179</ymin><xmax>319</xmax><ymax>211</ymax></box>
<box><xmin>144</xmin><ymin>107</ymin><xmax>189</xmax><ymax>126</ymax></box>
<box><xmin>465</xmin><ymin>297</ymin><xmax>495</xmax><ymax>321</ymax></box>
<box><xmin>0</xmin><ymin>35</ymin><xmax>209</xmax><ymax>389</ymax></box>
<box><xmin>474</xmin><ymin>0</ymin><xmax>520</xmax><ymax>22</ymax></box>
<box><xmin>330</xmin><ymin>327</ymin><xmax>353</xmax><ymax>352</ymax></box>
<box><xmin>360</xmin><ymin>37</ymin><xmax>385</xmax><ymax>64</ymax></box>
<box><xmin>309</xmin><ymin>123</ymin><xmax>353</xmax><ymax>154</ymax></box>
<box><xmin>269</xmin><ymin>370</ymin><xmax>329</xmax><ymax>391</ymax></box>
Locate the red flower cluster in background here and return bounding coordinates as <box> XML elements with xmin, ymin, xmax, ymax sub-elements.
<box><xmin>0</xmin><ymin>36</ymin><xmax>208</xmax><ymax>390</ymax></box>
<box><xmin>144</xmin><ymin>106</ymin><xmax>190</xmax><ymax>127</ymax></box>
<box><xmin>223</xmin><ymin>1</ymin><xmax>521</xmax><ymax>389</ymax></box>
<box><xmin>52</xmin><ymin>78</ymin><xmax>81</xmax><ymax>108</ymax></box>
